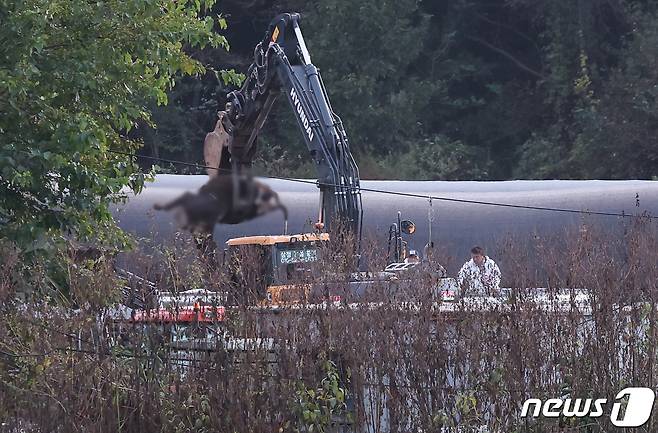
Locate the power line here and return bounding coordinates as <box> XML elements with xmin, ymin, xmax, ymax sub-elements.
<box><xmin>108</xmin><ymin>149</ymin><xmax>657</xmax><ymax>220</ymax></box>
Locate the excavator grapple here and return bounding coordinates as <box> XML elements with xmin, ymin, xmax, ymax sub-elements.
<box><xmin>157</xmin><ymin>13</ymin><xmax>364</xmax><ymax>304</ymax></box>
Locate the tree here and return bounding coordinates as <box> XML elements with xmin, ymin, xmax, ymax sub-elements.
<box><xmin>569</xmin><ymin>7</ymin><xmax>658</xmax><ymax>179</ymax></box>
<box><xmin>0</xmin><ymin>0</ymin><xmax>237</xmax><ymax>251</ymax></box>
<box><xmin>250</xmin><ymin>0</ymin><xmax>442</xmax><ymax>179</ymax></box>
<box><xmin>97</xmin><ymin>0</ymin><xmax>658</xmax><ymax>181</ymax></box>
<box><xmin>510</xmin><ymin>1</ymin><xmax>658</xmax><ymax>179</ymax></box>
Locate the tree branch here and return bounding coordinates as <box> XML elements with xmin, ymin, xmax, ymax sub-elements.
<box><xmin>467</xmin><ymin>35</ymin><xmax>546</xmax><ymax>80</ymax></box>
<box><xmin>474</xmin><ymin>12</ymin><xmax>544</xmax><ymax>70</ymax></box>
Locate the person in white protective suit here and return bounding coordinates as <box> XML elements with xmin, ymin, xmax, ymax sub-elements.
<box><xmin>457</xmin><ymin>246</ymin><xmax>501</xmax><ymax>296</ymax></box>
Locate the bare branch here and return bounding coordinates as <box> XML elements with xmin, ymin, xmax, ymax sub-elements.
<box><xmin>467</xmin><ymin>35</ymin><xmax>546</xmax><ymax>80</ymax></box>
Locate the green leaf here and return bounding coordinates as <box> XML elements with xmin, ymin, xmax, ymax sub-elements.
<box><xmin>0</xmin><ymin>0</ymin><xmax>232</xmax><ymax>255</ymax></box>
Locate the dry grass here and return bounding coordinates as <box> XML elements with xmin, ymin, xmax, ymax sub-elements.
<box><xmin>1</xmin><ymin>217</ymin><xmax>657</xmax><ymax>432</ymax></box>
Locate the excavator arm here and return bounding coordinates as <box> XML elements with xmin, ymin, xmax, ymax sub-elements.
<box><xmin>204</xmin><ymin>13</ymin><xmax>362</xmax><ymax>239</ymax></box>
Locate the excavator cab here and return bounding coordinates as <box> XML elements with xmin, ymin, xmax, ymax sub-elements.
<box><xmin>224</xmin><ymin>233</ymin><xmax>329</xmax><ymax>305</ymax></box>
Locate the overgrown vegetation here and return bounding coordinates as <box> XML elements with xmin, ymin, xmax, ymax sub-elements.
<box><xmin>1</xmin><ymin>218</ymin><xmax>657</xmax><ymax>432</ymax></box>
<box><xmin>1</xmin><ymin>1</ymin><xmax>658</xmax><ymax>431</ymax></box>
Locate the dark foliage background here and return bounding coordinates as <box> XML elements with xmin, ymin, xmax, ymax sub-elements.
<box><xmin>137</xmin><ymin>0</ymin><xmax>658</xmax><ymax>181</ymax></box>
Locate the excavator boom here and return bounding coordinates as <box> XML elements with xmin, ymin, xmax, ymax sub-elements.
<box><xmin>204</xmin><ymin>13</ymin><xmax>362</xmax><ymax>238</ymax></box>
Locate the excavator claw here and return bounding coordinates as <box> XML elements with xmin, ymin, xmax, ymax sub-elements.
<box><xmin>157</xmin><ymin>12</ymin><xmax>361</xmax><ymax>254</ymax></box>
<box><xmin>203</xmin><ymin>111</ymin><xmax>231</xmax><ymax>177</ymax></box>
